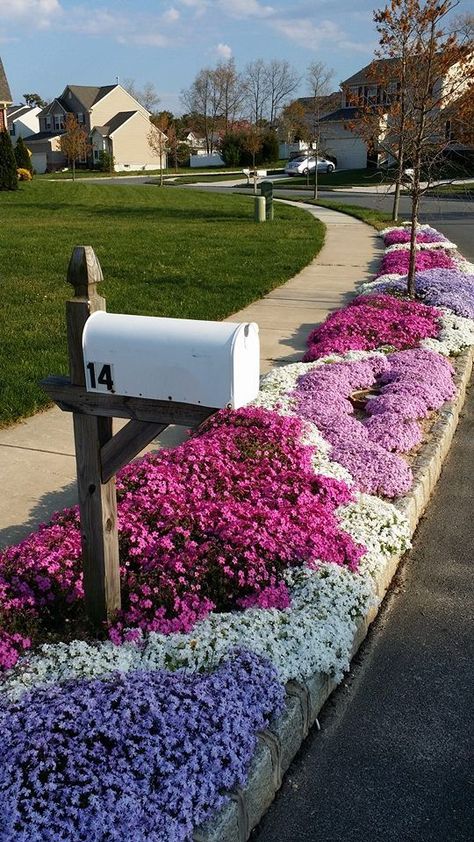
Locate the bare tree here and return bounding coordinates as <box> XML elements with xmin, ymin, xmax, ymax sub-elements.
<box><xmin>306</xmin><ymin>61</ymin><xmax>334</xmax><ymax>198</ymax></box>
<box><xmin>147</xmin><ymin>117</ymin><xmax>168</xmax><ymax>185</ymax></box>
<box><xmin>451</xmin><ymin>11</ymin><xmax>474</xmax><ymax>44</ymax></box>
<box><xmin>214</xmin><ymin>59</ymin><xmax>246</xmax><ymax>132</ymax></box>
<box><xmin>266</xmin><ymin>60</ymin><xmax>301</xmax><ymax>125</ymax></box>
<box><xmin>122</xmin><ymin>78</ymin><xmax>160</xmax><ymax>112</ymax></box>
<box><xmin>181</xmin><ymin>68</ymin><xmax>224</xmax><ymax>153</ymax></box>
<box><xmin>59</xmin><ymin>114</ymin><xmax>90</xmax><ymax>180</ymax></box>
<box><xmin>243</xmin><ymin>59</ymin><xmax>271</xmax><ymax>124</ymax></box>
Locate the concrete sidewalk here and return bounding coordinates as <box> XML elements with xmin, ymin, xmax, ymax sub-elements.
<box><xmin>0</xmin><ymin>204</ymin><xmax>381</xmax><ymax>550</ymax></box>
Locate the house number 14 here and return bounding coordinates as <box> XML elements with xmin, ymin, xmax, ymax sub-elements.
<box><xmin>86</xmin><ymin>362</ymin><xmax>114</xmax><ymax>392</ymax></box>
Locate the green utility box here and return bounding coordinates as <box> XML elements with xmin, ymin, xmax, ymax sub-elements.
<box><xmin>260</xmin><ymin>181</ymin><xmax>274</xmax><ymax>221</ymax></box>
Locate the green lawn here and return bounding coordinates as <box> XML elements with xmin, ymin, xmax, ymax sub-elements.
<box><xmin>0</xmin><ymin>181</ymin><xmax>324</xmax><ymax>426</ymax></box>
<box><xmin>282</xmin><ymin>196</ymin><xmax>394</xmax><ymax>231</ymax></box>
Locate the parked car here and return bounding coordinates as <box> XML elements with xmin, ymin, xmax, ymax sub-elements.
<box><xmin>285</xmin><ymin>156</ymin><xmax>336</xmax><ymax>176</ymax></box>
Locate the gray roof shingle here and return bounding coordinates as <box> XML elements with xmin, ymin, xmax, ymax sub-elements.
<box><xmin>0</xmin><ymin>57</ymin><xmax>12</xmax><ymax>104</ymax></box>
<box><xmin>65</xmin><ymin>84</ymin><xmax>118</xmax><ymax>110</ymax></box>
<box><xmin>342</xmin><ymin>58</ymin><xmax>400</xmax><ymax>87</ymax></box>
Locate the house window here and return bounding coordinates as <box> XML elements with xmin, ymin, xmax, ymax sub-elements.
<box><xmin>365</xmin><ymin>85</ymin><xmax>378</xmax><ymax>105</ymax></box>
<box><xmin>93</xmin><ymin>149</ymin><xmax>100</xmax><ymax>161</ymax></box>
<box><xmin>347</xmin><ymin>86</ymin><xmax>360</xmax><ymax>106</ymax></box>
<box><xmin>9</xmin><ymin>123</ymin><xmax>15</xmax><ymax>136</ymax></box>
<box><xmin>45</xmin><ymin>116</ymin><xmax>52</xmax><ymax>130</ymax></box>
<box><xmin>77</xmin><ymin>112</ymin><xmax>84</xmax><ymax>124</ymax></box>
<box><xmin>54</xmin><ymin>115</ymin><xmax>64</xmax><ymax>131</ymax></box>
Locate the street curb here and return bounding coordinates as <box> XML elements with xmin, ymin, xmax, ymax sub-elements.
<box><xmin>193</xmin><ymin>346</ymin><xmax>473</xmax><ymax>842</ymax></box>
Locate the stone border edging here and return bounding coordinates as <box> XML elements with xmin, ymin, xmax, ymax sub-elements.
<box><xmin>194</xmin><ymin>345</ymin><xmax>474</xmax><ymax>842</ymax></box>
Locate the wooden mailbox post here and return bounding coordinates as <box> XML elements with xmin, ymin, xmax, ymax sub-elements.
<box><xmin>42</xmin><ymin>246</ymin><xmax>216</xmax><ymax>627</ymax></box>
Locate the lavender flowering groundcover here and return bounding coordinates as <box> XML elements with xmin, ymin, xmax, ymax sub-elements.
<box><xmin>0</xmin><ymin>650</ymin><xmax>284</xmax><ymax>842</ymax></box>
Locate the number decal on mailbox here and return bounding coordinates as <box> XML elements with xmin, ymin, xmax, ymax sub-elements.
<box><xmin>86</xmin><ymin>362</ymin><xmax>114</xmax><ymax>392</ymax></box>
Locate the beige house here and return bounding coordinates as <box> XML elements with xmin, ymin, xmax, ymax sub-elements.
<box><xmin>0</xmin><ymin>57</ymin><xmax>13</xmax><ymax>132</ymax></box>
<box><xmin>26</xmin><ymin>83</ymin><xmax>166</xmax><ymax>173</ymax></box>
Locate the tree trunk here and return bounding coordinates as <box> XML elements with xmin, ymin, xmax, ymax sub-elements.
<box><xmin>407</xmin><ymin>176</ymin><xmax>420</xmax><ymax>298</ymax></box>
<box><xmin>313</xmin><ymin>137</ymin><xmax>319</xmax><ymax>200</ymax></box>
<box><xmin>72</xmin><ymin>158</ymin><xmax>76</xmax><ymax>182</ymax></box>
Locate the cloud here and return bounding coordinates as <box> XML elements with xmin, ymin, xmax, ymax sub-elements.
<box><xmin>271</xmin><ymin>17</ymin><xmax>374</xmax><ymax>54</ymax></box>
<box><xmin>216</xmin><ymin>0</ymin><xmax>274</xmax><ymax>19</ymax></box>
<box><xmin>215</xmin><ymin>42</ymin><xmax>232</xmax><ymax>59</ymax></box>
<box><xmin>163</xmin><ymin>7</ymin><xmax>180</xmax><ymax>24</ymax></box>
<box><xmin>177</xmin><ymin>0</ymin><xmax>209</xmax><ymax>17</ymax></box>
<box><xmin>0</xmin><ymin>0</ymin><xmax>63</xmax><ymax>29</ymax></box>
<box><xmin>58</xmin><ymin>7</ymin><xmax>178</xmax><ymax>47</ymax></box>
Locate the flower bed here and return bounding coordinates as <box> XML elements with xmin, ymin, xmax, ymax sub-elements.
<box><xmin>0</xmin><ymin>650</ymin><xmax>284</xmax><ymax>842</ymax></box>
<box><xmin>381</xmin><ymin>225</ymin><xmax>447</xmax><ymax>246</ymax></box>
<box><xmin>1</xmin><ymin>223</ymin><xmax>474</xmax><ymax>841</ymax></box>
<box><xmin>358</xmin><ymin>268</ymin><xmax>474</xmax><ymax>321</ymax></box>
<box><xmin>376</xmin><ymin>247</ymin><xmax>456</xmax><ymax>277</ymax></box>
<box><xmin>303</xmin><ymin>293</ymin><xmax>441</xmax><ymax>361</ymax></box>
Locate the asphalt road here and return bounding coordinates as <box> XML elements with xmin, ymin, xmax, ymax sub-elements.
<box><xmin>250</xmin><ymin>192</ymin><xmax>474</xmax><ymax>841</ymax></box>
<box><xmin>252</xmin><ymin>380</ymin><xmax>474</xmax><ymax>842</ymax></box>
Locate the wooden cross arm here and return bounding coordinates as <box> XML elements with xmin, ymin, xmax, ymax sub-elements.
<box><xmin>41</xmin><ymin>376</ymin><xmax>217</xmax><ymax>427</ymax></box>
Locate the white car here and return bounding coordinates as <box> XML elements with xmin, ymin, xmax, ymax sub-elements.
<box><xmin>285</xmin><ymin>155</ymin><xmax>336</xmax><ymax>176</ymax></box>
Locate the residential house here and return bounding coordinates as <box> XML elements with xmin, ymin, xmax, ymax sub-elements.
<box><xmin>317</xmin><ymin>56</ymin><xmax>471</xmax><ymax>170</ymax></box>
<box><xmin>7</xmin><ymin>105</ymin><xmax>41</xmax><ymax>142</ymax></box>
<box><xmin>0</xmin><ymin>57</ymin><xmax>13</xmax><ymax>132</ymax></box>
<box><xmin>26</xmin><ymin>84</ymin><xmax>166</xmax><ymax>173</ymax></box>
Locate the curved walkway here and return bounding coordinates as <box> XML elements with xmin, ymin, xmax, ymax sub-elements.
<box><xmin>0</xmin><ymin>203</ymin><xmax>380</xmax><ymax>549</ymax></box>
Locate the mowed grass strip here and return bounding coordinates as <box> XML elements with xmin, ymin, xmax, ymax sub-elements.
<box><xmin>0</xmin><ymin>181</ymin><xmax>324</xmax><ymax>426</ymax></box>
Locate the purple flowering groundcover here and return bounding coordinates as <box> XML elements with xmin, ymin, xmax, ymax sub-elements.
<box><xmin>290</xmin><ymin>349</ymin><xmax>455</xmax><ymax>497</ymax></box>
<box><xmin>0</xmin><ymin>650</ymin><xmax>284</xmax><ymax>842</ymax></box>
<box><xmin>362</xmin><ymin>268</ymin><xmax>474</xmax><ymax>321</ymax></box>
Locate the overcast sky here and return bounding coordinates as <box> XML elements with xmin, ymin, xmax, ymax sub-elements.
<box><xmin>0</xmin><ymin>0</ymin><xmax>468</xmax><ymax>112</ymax></box>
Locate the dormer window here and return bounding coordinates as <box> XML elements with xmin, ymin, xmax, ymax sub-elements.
<box><xmin>77</xmin><ymin>112</ymin><xmax>84</xmax><ymax>124</ymax></box>
<box><xmin>54</xmin><ymin>114</ymin><xmax>65</xmax><ymax>131</ymax></box>
<box><xmin>45</xmin><ymin>116</ymin><xmax>52</xmax><ymax>130</ymax></box>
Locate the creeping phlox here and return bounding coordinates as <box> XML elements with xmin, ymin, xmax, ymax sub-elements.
<box><xmin>0</xmin><ymin>407</ymin><xmax>365</xmax><ymax>670</ymax></box>
<box><xmin>0</xmin><ymin>222</ymin><xmax>470</xmax><ymax>842</ymax></box>
<box><xmin>357</xmin><ymin>268</ymin><xmax>474</xmax><ymax>322</ymax></box>
<box><xmin>303</xmin><ymin>293</ymin><xmax>441</xmax><ymax>361</ymax></box>
<box><xmin>376</xmin><ymin>247</ymin><xmax>456</xmax><ymax>278</ymax></box>
<box><xmin>0</xmin><ymin>650</ymin><xmax>284</xmax><ymax>842</ymax></box>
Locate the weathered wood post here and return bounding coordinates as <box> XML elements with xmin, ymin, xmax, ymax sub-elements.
<box><xmin>66</xmin><ymin>246</ymin><xmax>121</xmax><ymax>626</ymax></box>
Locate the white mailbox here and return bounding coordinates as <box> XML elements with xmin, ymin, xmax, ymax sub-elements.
<box><xmin>82</xmin><ymin>312</ymin><xmax>260</xmax><ymax>409</ymax></box>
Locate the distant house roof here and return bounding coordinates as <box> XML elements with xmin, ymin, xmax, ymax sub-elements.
<box><xmin>39</xmin><ymin>99</ymin><xmax>69</xmax><ymax>117</ymax></box>
<box><xmin>7</xmin><ymin>105</ymin><xmax>32</xmax><ymax>120</ymax></box>
<box><xmin>342</xmin><ymin>58</ymin><xmax>400</xmax><ymax>87</ymax></box>
<box><xmin>25</xmin><ymin>130</ymin><xmax>64</xmax><ymax>142</ymax></box>
<box><xmin>296</xmin><ymin>92</ymin><xmax>342</xmax><ymax>116</ymax></box>
<box><xmin>104</xmin><ymin>111</ymin><xmax>137</xmax><ymax>135</ymax></box>
<box><xmin>320</xmin><ymin>107</ymin><xmax>364</xmax><ymax>123</ymax></box>
<box><xmin>65</xmin><ymin>84</ymin><xmax>118</xmax><ymax>110</ymax></box>
<box><xmin>0</xmin><ymin>57</ymin><xmax>12</xmax><ymax>104</ymax></box>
